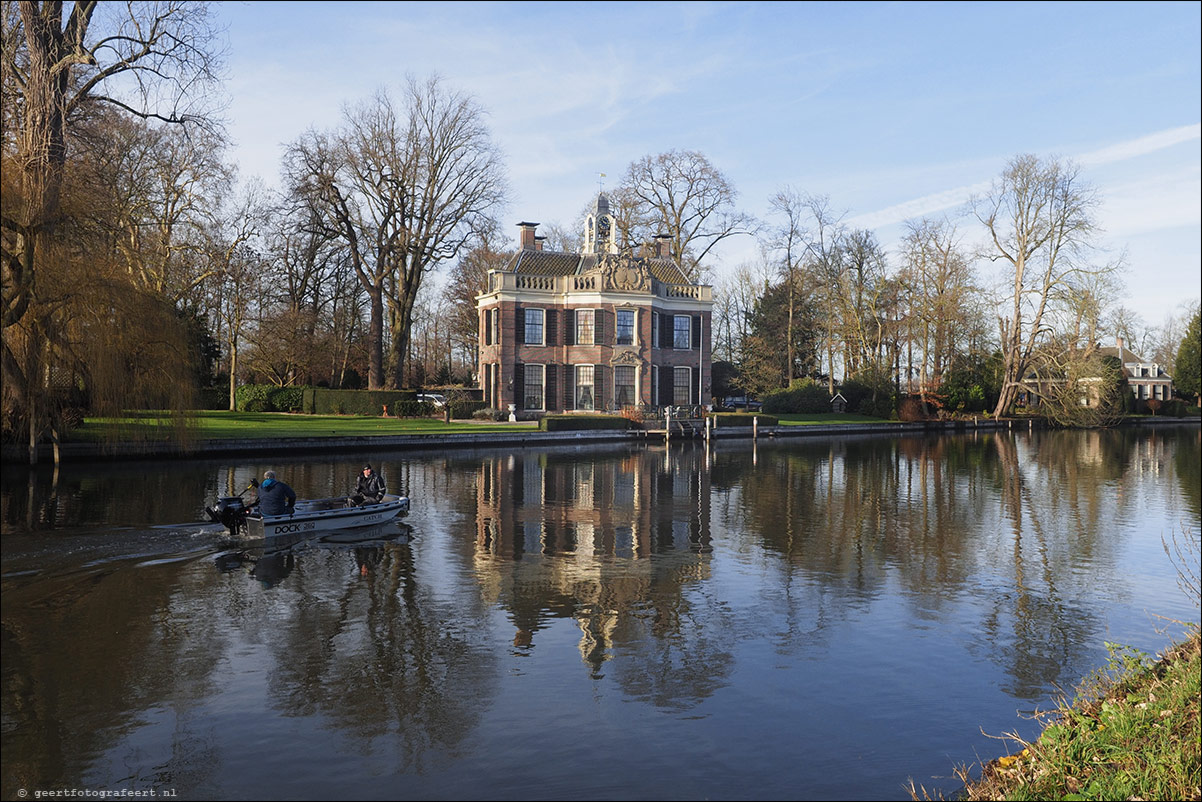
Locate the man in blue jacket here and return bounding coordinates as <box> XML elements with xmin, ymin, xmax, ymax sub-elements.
<box><xmin>256</xmin><ymin>470</ymin><xmax>297</xmax><ymax>516</ymax></box>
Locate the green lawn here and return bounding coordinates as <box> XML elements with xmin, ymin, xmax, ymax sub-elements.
<box><xmin>70</xmin><ymin>411</ymin><xmax>537</xmax><ymax>442</ymax></box>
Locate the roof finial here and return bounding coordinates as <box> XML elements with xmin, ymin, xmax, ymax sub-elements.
<box><xmin>597</xmin><ymin>171</ymin><xmax>606</xmax><ymax>194</ymax></box>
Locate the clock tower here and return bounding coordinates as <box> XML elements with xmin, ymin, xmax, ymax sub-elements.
<box><xmin>583</xmin><ymin>192</ymin><xmax>618</xmax><ymax>256</ymax></box>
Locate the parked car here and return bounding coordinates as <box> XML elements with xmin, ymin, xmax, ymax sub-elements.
<box><xmin>418</xmin><ymin>393</ymin><xmax>447</xmax><ymax>408</ymax></box>
<box><xmin>722</xmin><ymin>395</ymin><xmax>762</xmax><ymax>411</ymax></box>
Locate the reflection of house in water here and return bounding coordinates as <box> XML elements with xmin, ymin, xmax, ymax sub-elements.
<box><xmin>474</xmin><ymin>446</ymin><xmax>712</xmax><ymax>673</ymax></box>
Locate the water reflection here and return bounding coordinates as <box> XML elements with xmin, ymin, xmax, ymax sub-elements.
<box><xmin>1</xmin><ymin>428</ymin><xmax>1198</xmax><ymax>801</ymax></box>
<box><xmin>472</xmin><ymin>446</ymin><xmax>731</xmax><ymax>699</ymax></box>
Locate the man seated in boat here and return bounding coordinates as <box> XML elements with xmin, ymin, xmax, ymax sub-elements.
<box><xmin>350</xmin><ymin>464</ymin><xmax>386</xmax><ymax>506</ymax></box>
<box><xmin>254</xmin><ymin>470</ymin><xmax>297</xmax><ymax>516</ymax></box>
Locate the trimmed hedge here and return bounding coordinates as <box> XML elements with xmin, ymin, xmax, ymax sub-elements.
<box><xmin>762</xmin><ymin>379</ymin><xmax>833</xmax><ymax>414</ymax></box>
<box><xmin>539</xmin><ymin>414</ymin><xmax>631</xmax><ymax>432</ymax></box>
<box><xmin>710</xmin><ymin>412</ymin><xmax>779</xmax><ymax>427</ymax></box>
<box><xmin>302</xmin><ymin>388</ymin><xmax>416</xmax><ymax>415</ymax></box>
<box><xmin>449</xmin><ymin>400</ymin><xmax>489</xmax><ymax>419</ymax></box>
<box><xmin>235</xmin><ymin>384</ymin><xmax>308</xmax><ymax>413</ymax></box>
<box><xmin>392</xmin><ymin>400</ymin><xmax>439</xmax><ymax>418</ymax></box>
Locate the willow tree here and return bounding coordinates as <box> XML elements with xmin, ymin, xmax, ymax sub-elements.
<box><xmin>1</xmin><ymin>1</ymin><xmax>220</xmax><ymax>460</ymax></box>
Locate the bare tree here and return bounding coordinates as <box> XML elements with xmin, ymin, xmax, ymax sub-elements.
<box><xmin>285</xmin><ymin>77</ymin><xmax>506</xmax><ymax>389</ymax></box>
<box><xmin>974</xmin><ymin>154</ymin><xmax>1115</xmax><ymax>417</ymax></box>
<box><xmin>619</xmin><ymin>149</ymin><xmax>756</xmax><ymax>280</ymax></box>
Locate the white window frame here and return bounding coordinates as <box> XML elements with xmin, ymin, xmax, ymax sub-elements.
<box><xmin>673</xmin><ymin>315</ymin><xmax>691</xmax><ymax>350</ymax></box>
<box><xmin>576</xmin><ymin>364</ymin><xmax>595</xmax><ymax>410</ymax></box>
<box><xmin>616</xmin><ymin>308</ymin><xmax>636</xmax><ymax>346</ymax></box>
<box><xmin>673</xmin><ymin>366</ymin><xmax>692</xmax><ymax>405</ymax></box>
<box><xmin>614</xmin><ymin>364</ymin><xmax>637</xmax><ymax>408</ymax></box>
<box><xmin>576</xmin><ymin>309</ymin><xmax>595</xmax><ymax>346</ymax></box>
<box><xmin>524</xmin><ymin>363</ymin><xmax>545</xmax><ymax>410</ymax></box>
<box><xmin>524</xmin><ymin>308</ymin><xmax>544</xmax><ymax>346</ymax></box>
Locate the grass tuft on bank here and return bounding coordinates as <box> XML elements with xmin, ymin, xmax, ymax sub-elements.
<box><xmin>913</xmin><ymin>629</ymin><xmax>1201</xmax><ymax>801</ymax></box>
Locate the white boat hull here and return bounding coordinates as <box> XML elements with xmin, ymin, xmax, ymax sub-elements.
<box><xmin>244</xmin><ymin>494</ymin><xmax>410</xmax><ymax>543</ymax></box>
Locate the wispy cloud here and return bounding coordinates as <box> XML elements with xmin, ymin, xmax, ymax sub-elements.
<box><xmin>847</xmin><ymin>123</ymin><xmax>1202</xmax><ymax>231</ymax></box>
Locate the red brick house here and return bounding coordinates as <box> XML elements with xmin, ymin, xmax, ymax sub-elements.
<box><xmin>477</xmin><ymin>193</ymin><xmax>713</xmax><ymax>417</ymax></box>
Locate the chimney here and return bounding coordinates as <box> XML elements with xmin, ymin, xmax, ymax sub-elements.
<box><xmin>517</xmin><ymin>221</ymin><xmax>540</xmax><ymax>251</ymax></box>
<box><xmin>654</xmin><ymin>234</ymin><xmax>672</xmax><ymax>259</ymax></box>
<box><xmin>534</xmin><ymin>236</ymin><xmax>545</xmax><ymax>252</ymax></box>
<box><xmin>1116</xmin><ymin>336</ymin><xmax>1124</xmax><ymax>362</ymax></box>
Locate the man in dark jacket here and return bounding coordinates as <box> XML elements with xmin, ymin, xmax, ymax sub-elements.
<box><xmin>256</xmin><ymin>470</ymin><xmax>297</xmax><ymax>516</ymax></box>
<box><xmin>352</xmin><ymin>464</ymin><xmax>386</xmax><ymax>505</ymax></box>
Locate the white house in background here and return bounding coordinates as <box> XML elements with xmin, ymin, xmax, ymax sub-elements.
<box><xmin>1098</xmin><ymin>337</ymin><xmax>1174</xmax><ymax>402</ymax></box>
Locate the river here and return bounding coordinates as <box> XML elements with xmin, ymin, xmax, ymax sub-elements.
<box><xmin>2</xmin><ymin>426</ymin><xmax>1199</xmax><ymax>801</ymax></box>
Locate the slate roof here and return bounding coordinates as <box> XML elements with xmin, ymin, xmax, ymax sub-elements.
<box><xmin>504</xmin><ymin>249</ymin><xmax>693</xmax><ymax>286</ymax></box>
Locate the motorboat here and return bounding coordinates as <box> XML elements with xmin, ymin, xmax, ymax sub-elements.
<box><xmin>206</xmin><ymin>489</ymin><xmax>410</xmax><ymax>544</ymax></box>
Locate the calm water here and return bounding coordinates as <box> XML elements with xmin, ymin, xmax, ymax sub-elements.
<box><xmin>2</xmin><ymin>427</ymin><xmax>1199</xmax><ymax>801</ymax></box>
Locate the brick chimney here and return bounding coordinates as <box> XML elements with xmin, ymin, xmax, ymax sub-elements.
<box><xmin>534</xmin><ymin>236</ymin><xmax>545</xmax><ymax>252</ymax></box>
<box><xmin>517</xmin><ymin>221</ymin><xmax>540</xmax><ymax>251</ymax></box>
<box><xmin>1116</xmin><ymin>336</ymin><xmax>1125</xmax><ymax>362</ymax></box>
<box><xmin>654</xmin><ymin>234</ymin><xmax>672</xmax><ymax>259</ymax></box>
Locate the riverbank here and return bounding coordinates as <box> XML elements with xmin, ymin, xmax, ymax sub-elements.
<box><xmin>930</xmin><ymin>628</ymin><xmax>1201</xmax><ymax>801</ymax></box>
<box><xmin>3</xmin><ymin>411</ymin><xmax>1197</xmax><ymax>463</ymax></box>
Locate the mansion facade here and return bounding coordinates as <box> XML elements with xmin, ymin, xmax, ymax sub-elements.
<box><xmin>476</xmin><ymin>193</ymin><xmax>713</xmax><ymax>416</ymax></box>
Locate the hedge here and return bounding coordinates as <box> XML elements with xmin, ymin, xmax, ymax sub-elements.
<box><xmin>710</xmin><ymin>412</ymin><xmax>779</xmax><ymax>427</ymax></box>
<box><xmin>302</xmin><ymin>388</ymin><xmax>416</xmax><ymax>415</ymax></box>
<box><xmin>235</xmin><ymin>384</ymin><xmax>308</xmax><ymax>413</ymax></box>
<box><xmin>539</xmin><ymin>414</ymin><xmax>631</xmax><ymax>432</ymax></box>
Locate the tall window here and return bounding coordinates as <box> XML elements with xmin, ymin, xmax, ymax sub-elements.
<box><xmin>576</xmin><ymin>364</ymin><xmax>595</xmax><ymax>410</ymax></box>
<box><xmin>673</xmin><ymin>315</ymin><xmax>690</xmax><ymax>349</ymax></box>
<box><xmin>576</xmin><ymin>309</ymin><xmax>595</xmax><ymax>345</ymax></box>
<box><xmin>616</xmin><ymin>309</ymin><xmax>635</xmax><ymax>345</ymax></box>
<box><xmin>674</xmin><ymin>367</ymin><xmax>692</xmax><ymax>405</ymax></box>
<box><xmin>489</xmin><ymin>309</ymin><xmax>499</xmax><ymax>346</ymax></box>
<box><xmin>615</xmin><ymin>365</ymin><xmax>636</xmax><ymax>407</ymax></box>
<box><xmin>652</xmin><ymin>311</ymin><xmax>660</xmax><ymax>348</ymax></box>
<box><xmin>524</xmin><ymin>308</ymin><xmax>544</xmax><ymax>345</ymax></box>
<box><xmin>524</xmin><ymin>364</ymin><xmax>544</xmax><ymax>410</ymax></box>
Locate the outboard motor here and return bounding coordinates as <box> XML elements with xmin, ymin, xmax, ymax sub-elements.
<box><xmin>206</xmin><ymin>496</ymin><xmax>251</xmax><ymax>537</ymax></box>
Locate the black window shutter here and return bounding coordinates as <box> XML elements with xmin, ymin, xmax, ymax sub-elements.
<box><xmin>545</xmin><ymin>309</ymin><xmax>557</xmax><ymax>346</ymax></box>
<box><xmin>661</xmin><ymin>314</ymin><xmax>674</xmax><ymax>350</ymax></box>
<box><xmin>546</xmin><ymin>363</ymin><xmax>558</xmax><ymax>411</ymax></box>
<box><xmin>595</xmin><ymin>365</ymin><xmax>606</xmax><ymax>411</ymax></box>
<box><xmin>514</xmin><ymin>364</ymin><xmax>524</xmax><ymax>409</ymax></box>
<box><xmin>515</xmin><ymin>306</ymin><xmax>524</xmax><ymax>345</ymax></box>
<box><xmin>596</xmin><ymin>310</ymin><xmax>607</xmax><ymax>345</ymax></box>
<box><xmin>692</xmin><ymin>315</ymin><xmax>701</xmax><ymax>351</ymax></box>
<box><xmin>660</xmin><ymin>366</ymin><xmax>674</xmax><ymax>405</ymax></box>
<box><xmin>564</xmin><ymin>364</ymin><xmax>575</xmax><ymax>409</ymax></box>
<box><xmin>692</xmin><ymin>366</ymin><xmax>700</xmax><ymax>404</ymax></box>
<box><xmin>565</xmin><ymin>309</ymin><xmax>575</xmax><ymax>346</ymax></box>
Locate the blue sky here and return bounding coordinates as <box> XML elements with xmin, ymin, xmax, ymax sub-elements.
<box><xmin>215</xmin><ymin>1</ymin><xmax>1201</xmax><ymax>329</ymax></box>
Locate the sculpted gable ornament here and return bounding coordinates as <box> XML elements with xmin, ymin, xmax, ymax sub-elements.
<box><xmin>600</xmin><ymin>253</ymin><xmax>651</xmax><ymax>293</ymax></box>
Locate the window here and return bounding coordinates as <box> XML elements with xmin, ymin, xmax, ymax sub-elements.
<box><xmin>576</xmin><ymin>364</ymin><xmax>595</xmax><ymax>410</ymax></box>
<box><xmin>673</xmin><ymin>315</ymin><xmax>690</xmax><ymax>349</ymax></box>
<box><xmin>674</xmin><ymin>366</ymin><xmax>692</xmax><ymax>405</ymax></box>
<box><xmin>652</xmin><ymin>312</ymin><xmax>660</xmax><ymax>348</ymax></box>
<box><xmin>489</xmin><ymin>309</ymin><xmax>499</xmax><ymax>346</ymax></box>
<box><xmin>576</xmin><ymin>309</ymin><xmax>595</xmax><ymax>345</ymax></box>
<box><xmin>616</xmin><ymin>309</ymin><xmax>635</xmax><ymax>345</ymax></box>
<box><xmin>524</xmin><ymin>364</ymin><xmax>544</xmax><ymax>410</ymax></box>
<box><xmin>615</xmin><ymin>365</ymin><xmax>636</xmax><ymax>407</ymax></box>
<box><xmin>524</xmin><ymin>309</ymin><xmax>544</xmax><ymax>345</ymax></box>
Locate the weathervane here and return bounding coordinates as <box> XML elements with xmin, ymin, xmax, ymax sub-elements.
<box><xmin>597</xmin><ymin>172</ymin><xmax>606</xmax><ymax>193</ymax></box>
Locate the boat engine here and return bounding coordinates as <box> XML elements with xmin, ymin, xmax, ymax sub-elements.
<box><xmin>206</xmin><ymin>496</ymin><xmax>251</xmax><ymax>537</ymax></box>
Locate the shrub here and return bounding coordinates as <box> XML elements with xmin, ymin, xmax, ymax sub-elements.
<box><xmin>762</xmin><ymin>378</ymin><xmax>831</xmax><ymax>414</ymax></box>
<box><xmin>197</xmin><ymin>387</ymin><xmax>228</xmax><ymax>410</ymax></box>
<box><xmin>449</xmin><ymin>400</ymin><xmax>489</xmax><ymax>419</ymax></box>
<box><xmin>393</xmin><ymin>400</ymin><xmax>437</xmax><ymax>418</ymax></box>
<box><xmin>897</xmin><ymin>395</ymin><xmax>928</xmax><ymax>421</ymax></box>
<box><xmin>539</xmin><ymin>414</ymin><xmax>630</xmax><ymax>432</ymax></box>
<box><xmin>235</xmin><ymin>384</ymin><xmax>272</xmax><ymax>412</ymax></box>
<box><xmin>472</xmin><ymin>407</ymin><xmax>506</xmax><ymax>421</ymax></box>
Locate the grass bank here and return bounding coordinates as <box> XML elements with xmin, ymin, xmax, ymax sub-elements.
<box><xmin>914</xmin><ymin>629</ymin><xmax>1201</xmax><ymax>801</ymax></box>
<box><xmin>69</xmin><ymin>410</ymin><xmax>537</xmax><ymax>442</ymax></box>
<box><xmin>773</xmin><ymin>413</ymin><xmax>891</xmax><ymax>425</ymax></box>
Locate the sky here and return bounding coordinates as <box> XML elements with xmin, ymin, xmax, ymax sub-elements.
<box><xmin>213</xmin><ymin>0</ymin><xmax>1201</xmax><ymax>331</ymax></box>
